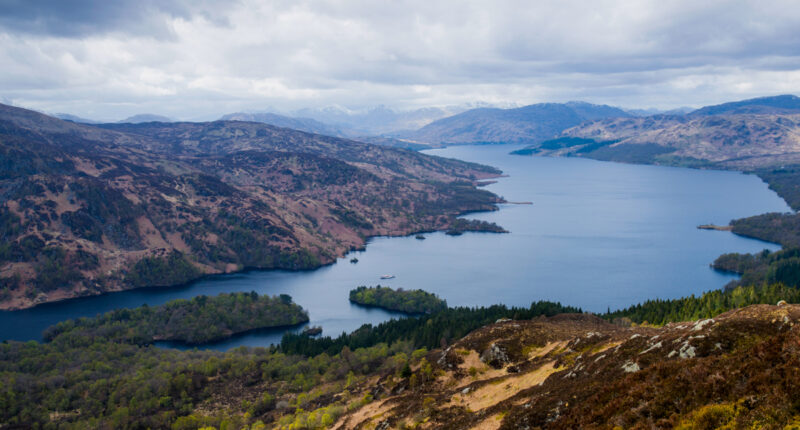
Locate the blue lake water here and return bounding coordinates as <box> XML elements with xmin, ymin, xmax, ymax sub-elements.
<box><xmin>0</xmin><ymin>145</ymin><xmax>791</xmax><ymax>349</ymax></box>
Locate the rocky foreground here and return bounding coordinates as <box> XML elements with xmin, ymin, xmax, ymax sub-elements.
<box><xmin>333</xmin><ymin>304</ymin><xmax>800</xmax><ymax>429</ymax></box>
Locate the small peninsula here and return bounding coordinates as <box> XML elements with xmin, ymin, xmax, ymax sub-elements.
<box><xmin>349</xmin><ymin>285</ymin><xmax>448</xmax><ymax>314</ymax></box>
<box><xmin>42</xmin><ymin>292</ymin><xmax>309</xmax><ymax>345</ymax></box>
<box><xmin>697</xmin><ymin>224</ymin><xmax>733</xmax><ymax>231</ymax></box>
<box><xmin>445</xmin><ymin>218</ymin><xmax>508</xmax><ymax>236</ymax></box>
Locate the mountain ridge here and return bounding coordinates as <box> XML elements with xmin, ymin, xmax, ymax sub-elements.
<box><xmin>118</xmin><ymin>113</ymin><xmax>174</xmax><ymax>123</ymax></box>
<box><xmin>292</xmin><ymin>104</ymin><xmax>466</xmax><ymax>135</ymax></box>
<box><xmin>219</xmin><ymin>112</ymin><xmax>347</xmax><ymax>137</ymax></box>
<box><xmin>0</xmin><ymin>103</ymin><xmax>502</xmax><ymax>309</ymax></box>
<box><xmin>405</xmin><ymin>101</ymin><xmax>632</xmax><ymax>146</ymax></box>
<box><xmin>689</xmin><ymin>94</ymin><xmax>800</xmax><ymax>116</ymax></box>
<box><xmin>512</xmin><ymin>95</ymin><xmax>800</xmax><ymax>170</ymax></box>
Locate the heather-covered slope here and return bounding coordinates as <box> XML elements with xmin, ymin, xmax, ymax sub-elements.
<box><xmin>96</xmin><ymin>120</ymin><xmax>495</xmax><ymax>181</ymax></box>
<box><xmin>334</xmin><ymin>305</ymin><xmax>800</xmax><ymax>429</ymax></box>
<box><xmin>0</xmin><ymin>103</ymin><xmax>502</xmax><ymax>309</ymax></box>
<box><xmin>4</xmin><ymin>299</ymin><xmax>798</xmax><ymax>429</ymax></box>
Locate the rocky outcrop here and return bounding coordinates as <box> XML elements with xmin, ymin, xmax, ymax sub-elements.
<box><xmin>480</xmin><ymin>343</ymin><xmax>510</xmax><ymax>368</ymax></box>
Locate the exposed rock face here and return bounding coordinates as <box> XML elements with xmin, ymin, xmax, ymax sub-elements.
<box><xmin>621</xmin><ymin>360</ymin><xmax>640</xmax><ymax>373</ymax></box>
<box><xmin>480</xmin><ymin>342</ymin><xmax>510</xmax><ymax>368</ymax></box>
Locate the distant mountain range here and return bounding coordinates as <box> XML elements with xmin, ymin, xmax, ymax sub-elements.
<box><xmin>624</xmin><ymin>107</ymin><xmax>694</xmax><ymax>117</ymax></box>
<box><xmin>118</xmin><ymin>114</ymin><xmax>173</xmax><ymax>123</ymax></box>
<box><xmin>50</xmin><ymin>95</ymin><xmax>800</xmax><ymax>163</ymax></box>
<box><xmin>513</xmin><ymin>95</ymin><xmax>800</xmax><ymax>169</ymax></box>
<box><xmin>218</xmin><ymin>111</ymin><xmax>429</xmax><ymax>150</ymax></box>
<box><xmin>403</xmin><ymin>101</ymin><xmax>632</xmax><ymax>146</ymax></box>
<box><xmin>54</xmin><ymin>113</ymin><xmax>101</xmax><ymax>124</ymax></box>
<box><xmin>292</xmin><ymin>105</ymin><xmax>468</xmax><ymax>135</ymax></box>
<box><xmin>54</xmin><ymin>113</ymin><xmax>174</xmax><ymax>124</ymax></box>
<box><xmin>220</xmin><ymin>112</ymin><xmax>347</xmax><ymax>137</ymax></box>
<box><xmin>688</xmin><ymin>94</ymin><xmax>800</xmax><ymax>116</ymax></box>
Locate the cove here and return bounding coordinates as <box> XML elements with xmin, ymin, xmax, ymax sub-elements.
<box><xmin>0</xmin><ymin>144</ymin><xmax>790</xmax><ymax>349</ymax></box>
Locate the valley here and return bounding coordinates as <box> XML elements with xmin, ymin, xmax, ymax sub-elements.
<box><xmin>0</xmin><ymin>144</ymin><xmax>785</xmax><ymax>347</ymax></box>
<box><xmin>4</xmin><ymin>94</ymin><xmax>800</xmax><ymax>429</ymax></box>
<box><xmin>5</xmin><ymin>2</ymin><xmax>800</xmax><ymax>428</ymax></box>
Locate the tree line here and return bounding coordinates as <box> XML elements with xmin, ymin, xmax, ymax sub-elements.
<box><xmin>605</xmin><ymin>283</ymin><xmax>800</xmax><ymax>326</ymax></box>
<box><xmin>279</xmin><ymin>301</ymin><xmax>582</xmax><ymax>357</ymax></box>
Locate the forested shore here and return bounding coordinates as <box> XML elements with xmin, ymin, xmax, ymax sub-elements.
<box><xmin>349</xmin><ymin>285</ymin><xmax>447</xmax><ymax>314</ymax></box>
<box><xmin>42</xmin><ymin>292</ymin><xmax>309</xmax><ymax>345</ymax></box>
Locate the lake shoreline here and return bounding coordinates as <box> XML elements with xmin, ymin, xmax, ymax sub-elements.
<box><xmin>0</xmin><ymin>145</ymin><xmax>788</xmax><ymax>347</ymax></box>
<box><xmin>348</xmin><ymin>301</ymin><xmax>427</xmax><ymax>316</ymax></box>
<box><xmin>0</xmin><ymin>204</ymin><xmax>509</xmax><ymax>312</ymax></box>
<box><xmin>152</xmin><ymin>320</ymin><xmax>311</xmax><ymax>349</ymax></box>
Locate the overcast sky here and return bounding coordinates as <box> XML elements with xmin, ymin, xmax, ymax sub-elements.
<box><xmin>1</xmin><ymin>0</ymin><xmax>799</xmax><ymax>120</ymax></box>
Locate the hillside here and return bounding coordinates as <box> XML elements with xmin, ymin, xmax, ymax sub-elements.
<box><xmin>509</xmin><ymin>95</ymin><xmax>800</xmax><ymax>256</ymax></box>
<box><xmin>53</xmin><ymin>113</ymin><xmax>100</xmax><ymax>124</ymax></box>
<box><xmin>218</xmin><ymin>113</ymin><xmax>428</xmax><ymax>150</ymax></box>
<box><xmin>517</xmin><ymin>112</ymin><xmax>800</xmax><ymax>169</ymax></box>
<box><xmin>333</xmin><ymin>305</ymin><xmax>800</xmax><ymax>429</ymax></box>
<box><xmin>347</xmin><ymin>134</ymin><xmax>431</xmax><ymax>150</ymax></box>
<box><xmin>513</xmin><ymin>95</ymin><xmax>800</xmax><ymax>170</ymax></box>
<box><xmin>689</xmin><ymin>94</ymin><xmax>800</xmax><ymax>116</ymax></box>
<box><xmin>406</xmin><ymin>101</ymin><xmax>631</xmax><ymax>146</ymax></box>
<box><xmin>119</xmin><ymin>114</ymin><xmax>174</xmax><ymax>123</ymax></box>
<box><xmin>4</xmin><ymin>301</ymin><xmax>799</xmax><ymax>428</ymax></box>
<box><xmin>219</xmin><ymin>112</ymin><xmax>347</xmax><ymax>138</ymax></box>
<box><xmin>293</xmin><ymin>105</ymin><xmax>462</xmax><ymax>135</ymax></box>
<box><xmin>0</xmin><ymin>103</ymin><xmax>502</xmax><ymax>309</ymax></box>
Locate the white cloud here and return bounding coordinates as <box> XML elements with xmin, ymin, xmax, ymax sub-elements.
<box><xmin>1</xmin><ymin>0</ymin><xmax>799</xmax><ymax>120</ymax></box>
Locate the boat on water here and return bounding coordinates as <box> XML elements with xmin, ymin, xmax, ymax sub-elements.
<box><xmin>380</xmin><ymin>274</ymin><xmax>395</xmax><ymax>280</ymax></box>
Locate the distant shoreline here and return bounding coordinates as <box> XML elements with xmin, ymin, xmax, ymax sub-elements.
<box><xmin>697</xmin><ymin>224</ymin><xmax>733</xmax><ymax>231</ymax></box>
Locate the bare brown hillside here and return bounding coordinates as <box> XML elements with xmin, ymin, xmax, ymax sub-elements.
<box><xmin>0</xmin><ymin>103</ymin><xmax>503</xmax><ymax>309</ymax></box>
